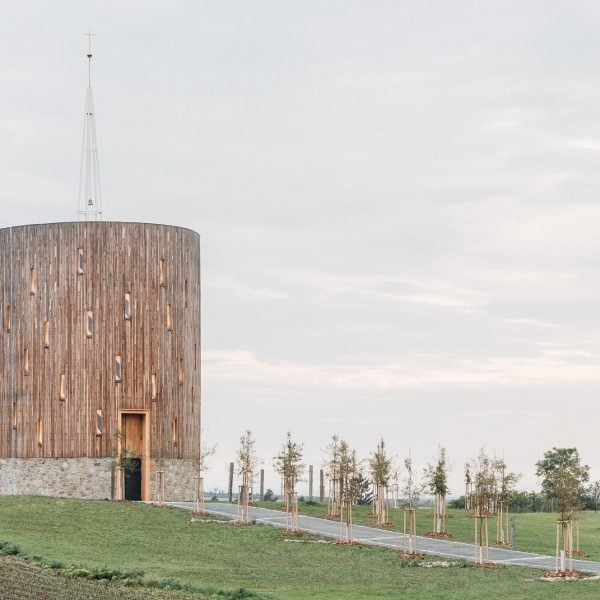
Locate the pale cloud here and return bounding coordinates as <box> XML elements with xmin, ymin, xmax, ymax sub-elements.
<box><xmin>205</xmin><ymin>278</ymin><xmax>287</xmax><ymax>300</ymax></box>
<box><xmin>564</xmin><ymin>138</ymin><xmax>600</xmax><ymax>151</ymax></box>
<box><xmin>498</xmin><ymin>318</ymin><xmax>561</xmax><ymax>329</ymax></box>
<box><xmin>203</xmin><ymin>347</ymin><xmax>600</xmax><ymax>393</ymax></box>
<box><xmin>273</xmin><ymin>270</ymin><xmax>489</xmax><ymax>310</ymax></box>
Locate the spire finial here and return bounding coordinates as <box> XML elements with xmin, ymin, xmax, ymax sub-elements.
<box><xmin>84</xmin><ymin>28</ymin><xmax>96</xmax><ymax>86</ymax></box>
<box><xmin>78</xmin><ymin>29</ymin><xmax>102</xmax><ymax>221</ymax></box>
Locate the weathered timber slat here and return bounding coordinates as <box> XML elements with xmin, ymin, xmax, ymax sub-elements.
<box><xmin>0</xmin><ymin>222</ymin><xmax>200</xmax><ymax>462</ymax></box>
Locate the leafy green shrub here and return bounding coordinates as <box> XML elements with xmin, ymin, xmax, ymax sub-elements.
<box><xmin>64</xmin><ymin>565</ymin><xmax>144</xmax><ymax>581</ymax></box>
<box><xmin>64</xmin><ymin>568</ymin><xmax>92</xmax><ymax>579</ymax></box>
<box><xmin>226</xmin><ymin>588</ymin><xmax>261</xmax><ymax>599</ymax></box>
<box><xmin>157</xmin><ymin>576</ymin><xmax>184</xmax><ymax>590</ymax></box>
<box><xmin>122</xmin><ymin>568</ymin><xmax>145</xmax><ymax>579</ymax></box>
<box><xmin>0</xmin><ymin>541</ymin><xmax>21</xmax><ymax>556</ymax></box>
<box><xmin>263</xmin><ymin>489</ymin><xmax>277</xmax><ymax>502</ymax></box>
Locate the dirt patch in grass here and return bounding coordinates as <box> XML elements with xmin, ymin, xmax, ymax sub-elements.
<box><xmin>0</xmin><ymin>555</ymin><xmax>200</xmax><ymax>600</ymax></box>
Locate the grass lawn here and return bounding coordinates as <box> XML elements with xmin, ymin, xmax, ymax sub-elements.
<box><xmin>0</xmin><ymin>496</ymin><xmax>599</xmax><ymax>599</ymax></box>
<box><xmin>256</xmin><ymin>501</ymin><xmax>600</xmax><ymax>561</ymax></box>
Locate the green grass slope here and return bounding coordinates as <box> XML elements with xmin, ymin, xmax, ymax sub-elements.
<box><xmin>0</xmin><ymin>497</ymin><xmax>599</xmax><ymax>599</ymax></box>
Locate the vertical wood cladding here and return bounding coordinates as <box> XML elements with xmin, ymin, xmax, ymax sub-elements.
<box><xmin>0</xmin><ymin>222</ymin><xmax>200</xmax><ymax>461</ymax></box>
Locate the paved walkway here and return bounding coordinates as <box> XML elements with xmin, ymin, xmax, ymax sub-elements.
<box><xmin>167</xmin><ymin>502</ymin><xmax>600</xmax><ymax>574</ymax></box>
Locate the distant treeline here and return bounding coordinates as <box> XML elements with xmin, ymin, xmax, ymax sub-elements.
<box><xmin>449</xmin><ymin>490</ymin><xmax>600</xmax><ymax>513</ymax></box>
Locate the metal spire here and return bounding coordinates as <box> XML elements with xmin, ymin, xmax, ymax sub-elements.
<box><xmin>78</xmin><ymin>29</ymin><xmax>102</xmax><ymax>220</ymax></box>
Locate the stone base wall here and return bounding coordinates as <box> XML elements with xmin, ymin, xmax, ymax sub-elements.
<box><xmin>0</xmin><ymin>458</ymin><xmax>113</xmax><ymax>499</ymax></box>
<box><xmin>149</xmin><ymin>459</ymin><xmax>197</xmax><ymax>502</ymax></box>
<box><xmin>0</xmin><ymin>457</ymin><xmax>197</xmax><ymax>501</ymax></box>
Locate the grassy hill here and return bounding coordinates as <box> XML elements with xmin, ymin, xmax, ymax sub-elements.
<box><xmin>1</xmin><ymin>496</ymin><xmax>600</xmax><ymax>599</ymax></box>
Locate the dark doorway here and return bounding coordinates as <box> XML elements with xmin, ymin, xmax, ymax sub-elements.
<box><xmin>121</xmin><ymin>412</ymin><xmax>146</xmax><ymax>501</ymax></box>
<box><xmin>124</xmin><ymin>458</ymin><xmax>142</xmax><ymax>501</ymax></box>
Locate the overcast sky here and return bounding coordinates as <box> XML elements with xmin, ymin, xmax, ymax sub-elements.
<box><xmin>2</xmin><ymin>1</ymin><xmax>600</xmax><ymax>496</ymax></box>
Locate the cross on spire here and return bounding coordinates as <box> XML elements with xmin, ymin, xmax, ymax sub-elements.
<box><xmin>84</xmin><ymin>28</ymin><xmax>96</xmax><ymax>85</ymax></box>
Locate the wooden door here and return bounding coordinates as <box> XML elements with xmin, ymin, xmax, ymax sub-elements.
<box><xmin>122</xmin><ymin>414</ymin><xmax>144</xmax><ymax>500</ymax></box>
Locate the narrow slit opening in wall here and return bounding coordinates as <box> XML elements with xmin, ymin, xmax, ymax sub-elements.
<box><xmin>166</xmin><ymin>304</ymin><xmax>172</xmax><ymax>331</ymax></box>
<box><xmin>24</xmin><ymin>348</ymin><xmax>29</xmax><ymax>375</ymax></box>
<box><xmin>6</xmin><ymin>304</ymin><xmax>10</xmax><ymax>332</ymax></box>
<box><xmin>184</xmin><ymin>280</ymin><xmax>188</xmax><ymax>307</ymax></box>
<box><xmin>151</xmin><ymin>373</ymin><xmax>157</xmax><ymax>400</ymax></box>
<box><xmin>12</xmin><ymin>401</ymin><xmax>16</xmax><ymax>430</ymax></box>
<box><xmin>37</xmin><ymin>418</ymin><xmax>43</xmax><ymax>446</ymax></box>
<box><xmin>59</xmin><ymin>374</ymin><xmax>66</xmax><ymax>400</ymax></box>
<box><xmin>115</xmin><ymin>355</ymin><xmax>122</xmax><ymax>382</ymax></box>
<box><xmin>86</xmin><ymin>310</ymin><xmax>93</xmax><ymax>337</ymax></box>
<box><xmin>124</xmin><ymin>292</ymin><xmax>131</xmax><ymax>320</ymax></box>
<box><xmin>172</xmin><ymin>418</ymin><xmax>178</xmax><ymax>446</ymax></box>
<box><xmin>159</xmin><ymin>259</ymin><xmax>165</xmax><ymax>287</ymax></box>
<box><xmin>96</xmin><ymin>409</ymin><xmax>103</xmax><ymax>436</ymax></box>
<box><xmin>43</xmin><ymin>320</ymin><xmax>49</xmax><ymax>348</ymax></box>
<box><xmin>191</xmin><ymin>386</ymin><xmax>194</xmax><ymax>413</ymax></box>
<box><xmin>178</xmin><ymin>358</ymin><xmax>184</xmax><ymax>385</ymax></box>
<box><xmin>30</xmin><ymin>267</ymin><xmax>36</xmax><ymax>295</ymax></box>
<box><xmin>77</xmin><ymin>248</ymin><xmax>84</xmax><ymax>274</ymax></box>
<box><xmin>194</xmin><ymin>343</ymin><xmax>197</xmax><ymax>370</ymax></box>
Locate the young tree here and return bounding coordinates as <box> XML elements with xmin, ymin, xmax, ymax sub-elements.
<box><xmin>536</xmin><ymin>447</ymin><xmax>589</xmax><ymax>574</ymax></box>
<box><xmin>493</xmin><ymin>458</ymin><xmax>519</xmax><ymax>503</ymax></box>
<box><xmin>423</xmin><ymin>446</ymin><xmax>449</xmax><ymax>535</ymax></box>
<box><xmin>324</xmin><ymin>434</ymin><xmax>342</xmax><ymax>516</ymax></box>
<box><xmin>368</xmin><ymin>438</ymin><xmax>392</xmax><ymax>525</ymax></box>
<box><xmin>464</xmin><ymin>464</ymin><xmax>473</xmax><ymax>510</ymax></box>
<box><xmin>402</xmin><ymin>451</ymin><xmax>420</xmax><ymax>509</ymax></box>
<box><xmin>535</xmin><ymin>447</ymin><xmax>590</xmax><ymax>519</ymax></box>
<box><xmin>472</xmin><ymin>448</ymin><xmax>495</xmax><ymax>514</ymax></box>
<box><xmin>492</xmin><ymin>458</ymin><xmax>520</xmax><ymax>545</ymax></box>
<box><xmin>274</xmin><ymin>432</ymin><xmax>305</xmax><ymax>532</ymax></box>
<box><xmin>192</xmin><ymin>441</ymin><xmax>217</xmax><ymax>513</ymax></box>
<box><xmin>236</xmin><ymin>430</ymin><xmax>258</xmax><ymax>523</ymax></box>
<box><xmin>343</xmin><ymin>449</ymin><xmax>362</xmax><ymax>505</ymax></box>
<box><xmin>338</xmin><ymin>438</ymin><xmax>351</xmax><ymax>504</ymax></box>
<box><xmin>470</xmin><ymin>447</ymin><xmax>495</xmax><ymax>563</ymax></box>
<box><xmin>338</xmin><ymin>446</ymin><xmax>361</xmax><ymax>543</ymax></box>
<box><xmin>401</xmin><ymin>450</ymin><xmax>421</xmax><ymax>556</ymax></box>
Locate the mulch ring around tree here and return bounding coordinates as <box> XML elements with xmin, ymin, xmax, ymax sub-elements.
<box><xmin>397</xmin><ymin>552</ymin><xmax>425</xmax><ymax>559</ymax></box>
<box><xmin>425</xmin><ymin>531</ymin><xmax>452</xmax><ymax>538</ymax></box>
<box><xmin>541</xmin><ymin>570</ymin><xmax>581</xmax><ymax>581</ymax></box>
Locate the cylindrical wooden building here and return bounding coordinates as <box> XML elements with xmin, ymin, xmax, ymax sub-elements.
<box><xmin>0</xmin><ymin>222</ymin><xmax>200</xmax><ymax>501</ymax></box>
